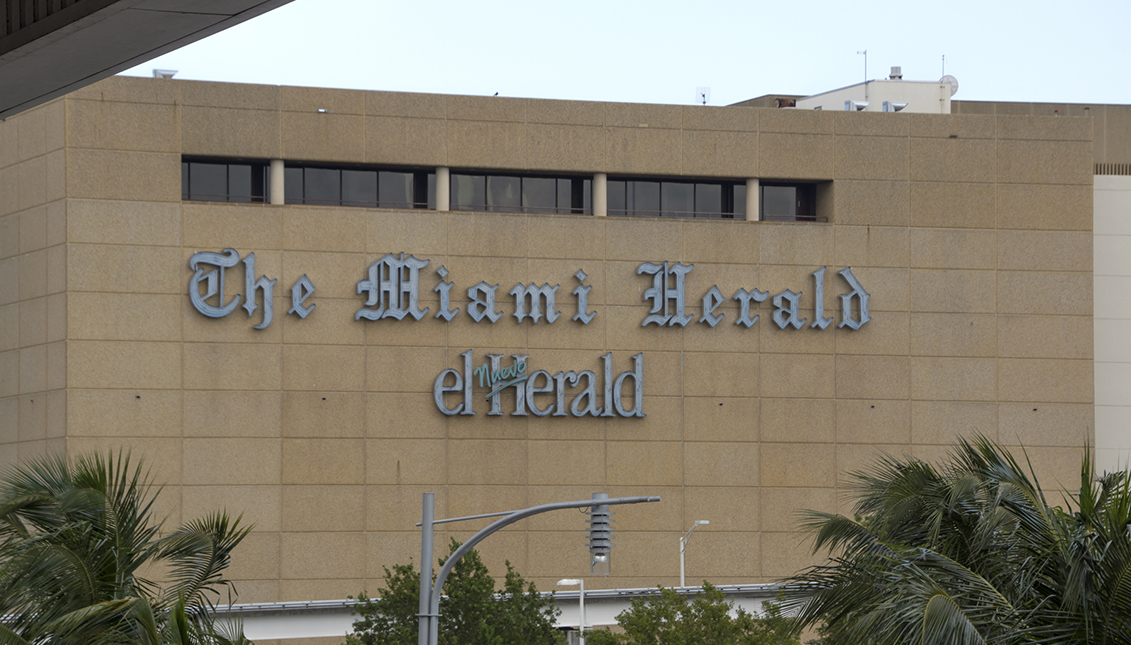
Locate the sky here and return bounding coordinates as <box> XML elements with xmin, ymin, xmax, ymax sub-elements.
<box><xmin>123</xmin><ymin>0</ymin><xmax>1131</xmax><ymax>107</ymax></box>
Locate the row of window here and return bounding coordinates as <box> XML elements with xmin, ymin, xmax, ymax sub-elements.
<box><xmin>181</xmin><ymin>160</ymin><xmax>819</xmax><ymax>221</ymax></box>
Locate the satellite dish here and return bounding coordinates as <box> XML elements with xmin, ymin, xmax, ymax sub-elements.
<box><xmin>940</xmin><ymin>75</ymin><xmax>959</xmax><ymax>96</ymax></box>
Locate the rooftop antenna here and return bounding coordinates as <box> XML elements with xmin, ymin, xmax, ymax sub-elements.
<box><xmin>942</xmin><ymin>54</ymin><xmax>945</xmax><ymax>76</ymax></box>
<box><xmin>857</xmin><ymin>50</ymin><xmax>867</xmax><ymax>101</ymax></box>
<box><xmin>695</xmin><ymin>87</ymin><xmax>710</xmax><ymax>105</ymax></box>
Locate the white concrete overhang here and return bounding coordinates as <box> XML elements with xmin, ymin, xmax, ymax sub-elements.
<box><xmin>0</xmin><ymin>0</ymin><xmax>294</xmax><ymax>120</ymax></box>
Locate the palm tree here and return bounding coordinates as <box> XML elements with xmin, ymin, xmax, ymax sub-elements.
<box><xmin>781</xmin><ymin>436</ymin><xmax>1131</xmax><ymax>645</ymax></box>
<box><xmin>0</xmin><ymin>452</ymin><xmax>252</xmax><ymax>644</ymax></box>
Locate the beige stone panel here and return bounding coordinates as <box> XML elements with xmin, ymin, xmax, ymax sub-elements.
<box><xmin>604</xmin><ymin>306</ymin><xmax>684</xmax><ymax>352</ymax></box>
<box><xmin>759</xmin><ymin>354</ymin><xmax>835</xmax><ymax>399</ymax></box>
<box><xmin>910</xmin><ymin>229</ymin><xmax>996</xmax><ymax>270</ymax></box>
<box><xmin>0</xmin><ymin>351</ymin><xmax>17</xmax><ymax>397</ymax></box>
<box><xmin>446</xmin><ymin>120</ymin><xmax>527</xmax><ymax>170</ymax></box>
<box><xmin>282</xmin><ymin>438</ymin><xmax>365</xmax><ymax>485</ymax></box>
<box><xmin>45</xmin><ymin>245</ymin><xmax>64</xmax><ymax>296</ymax></box>
<box><xmin>835</xmin><ymin>311</ymin><xmax>910</xmax><ymax>355</ymax></box>
<box><xmin>45</xmin><ymin>390</ymin><xmax>64</xmax><ymax>440</ymax></box>
<box><xmin>909</xmin><ymin>138</ymin><xmax>995</xmax><ymax>183</ymax></box>
<box><xmin>67</xmin><ymin>390</ymin><xmax>181</xmax><ymax>437</ymax></box>
<box><xmin>19</xmin><ymin>205</ymin><xmax>46</xmax><ymax>253</ymax></box>
<box><xmin>759</xmin><ymin>223</ymin><xmax>835</xmax><ymax>266</ymax></box>
<box><xmin>44</xmin><ymin>341</ymin><xmax>63</xmax><ymax>391</ymax></box>
<box><xmin>681</xmin><ymin>219</ymin><xmax>758</xmax><ymax>266</ymax></box>
<box><xmin>16</xmin><ymin>106</ymin><xmax>45</xmax><ymax>160</ymax></box>
<box><xmin>683</xmin><ymin>351</ymin><xmax>759</xmax><ymax>397</ymax></box>
<box><xmin>447</xmin><ymin>439</ymin><xmax>527</xmax><ymax>486</ymax></box>
<box><xmin>66</xmin><ymin>100</ymin><xmax>179</xmax><ymax>153</ymax></box>
<box><xmin>363</xmin><ymin>115</ymin><xmax>446</xmax><ymax>166</ymax></box>
<box><xmin>525</xmin><ymin>123</ymin><xmax>605</xmax><ymax>172</ymax></box>
<box><xmin>183</xmin><ymin>390</ymin><xmax>280</xmax><ymax>438</ymax></box>
<box><xmin>0</xmin><ymin>167</ymin><xmax>18</xmax><ymax>217</ymax></box>
<box><xmin>361</xmin><ymin>315</ymin><xmax>450</xmax><ymax>348</ymax></box>
<box><xmin>909</xmin><ymin>269</ymin><xmax>995</xmax><ymax>314</ymax></box>
<box><xmin>364</xmin><ymin>530</ymin><xmax>429</xmax><ymax>584</ymax></box>
<box><xmin>835</xmin><ymin>355</ymin><xmax>909</xmax><ymax>400</ymax></box>
<box><xmin>183</xmin><ymin>300</ymin><xmax>283</xmax><ymax>346</ymax></box>
<box><xmin>999</xmin><ymin>403</ymin><xmax>1093</xmax><ymax>447</ymax></box>
<box><xmin>281</xmin><ymin>485</ymin><xmax>364</xmax><ymax>532</ymax></box>
<box><xmin>281</xmin><ymin>391</ymin><xmax>364</xmax><ymax>438</ymax></box>
<box><xmin>18</xmin><ymin>157</ymin><xmax>46</xmax><ymax>211</ymax></box>
<box><xmin>835</xmin><ymin>136</ymin><xmax>908</xmax><ymax>181</ymax></box>
<box><xmin>18</xmin><ymin>394</ymin><xmax>45</xmax><ymax>442</ymax></box>
<box><xmin>911</xmin><ymin>401</ymin><xmax>998</xmax><ymax>444</ymax></box>
<box><xmin>179</xmin><ymin>80</ymin><xmax>278</xmax><ymax>109</ymax></box>
<box><xmin>67</xmin><ymin>244</ymin><xmax>181</xmax><ymax>294</ymax></box>
<box><xmin>0</xmin><ymin>397</ymin><xmax>16</xmax><ymax>443</ymax></box>
<box><xmin>223</xmin><ymin>532</ymin><xmax>280</xmax><ymax>583</ymax></box>
<box><xmin>281</xmin><ymin>85</ymin><xmax>364</xmax><ymax>114</ymax></box>
<box><xmin>0</xmin><ymin>118</ymin><xmax>15</xmax><ymax>167</ymax></box>
<box><xmin>70</xmin><ymin>75</ymin><xmax>180</xmax><ymax>104</ymax></box>
<box><xmin>834</xmin><ymin>226</ymin><xmax>909</xmax><ymax>268</ymax></box>
<box><xmin>43</xmin><ymin>202</ymin><xmax>61</xmax><ymax>248</ymax></box>
<box><xmin>601</xmin><ymin>395</ymin><xmax>673</xmax><ymax>442</ymax></box>
<box><xmin>910</xmin><ymin>313</ymin><xmax>996</xmax><ymax>357</ymax></box>
<box><xmin>605</xmin><ymin>126</ymin><xmax>682</xmax><ymax>175</ymax></box>
<box><xmin>282</xmin><ymin>344</ymin><xmax>365</xmax><ymax>392</ymax></box>
<box><xmin>69</xmin><ymin>341</ymin><xmax>181</xmax><ymax>389</ymax></box>
<box><xmin>66</xmin><ymin>150</ymin><xmax>180</xmax><ymax>202</ymax></box>
<box><xmin>680</xmin><ymin>129</ymin><xmax>758</xmax><ymax>176</ymax></box>
<box><xmin>996</xmin><ymin>183</ymin><xmax>1092</xmax><ymax>231</ymax></box>
<box><xmin>998</xmin><ymin>358</ymin><xmax>1092</xmax><ymax>403</ymax></box>
<box><xmin>837</xmin><ymin>399</ymin><xmax>911</xmax><ymax>444</ymax></box>
<box><xmin>365</xmin><ymin>438</ymin><xmax>446</xmax><ymax>485</ymax></box>
<box><xmin>681</xmin><ymin>531</ymin><xmax>763</xmax><ymax>580</ymax></box>
<box><xmin>761</xmin><ymin>398</ymin><xmax>834</xmax><ymax>444</ymax></box>
<box><xmin>910</xmin><ymin>114</ymin><xmax>996</xmax><ymax>139</ymax></box>
<box><xmin>446</xmin><ymin>93</ymin><xmax>525</xmax><ymax>122</ymax></box>
<box><xmin>444</xmin><ymin>398</ymin><xmax>527</xmax><ymax>441</ymax></box>
<box><xmin>0</xmin><ymin>304</ymin><xmax>16</xmax><ymax>351</ymax></box>
<box><xmin>365</xmin><ymin>346</ymin><xmax>448</xmax><ymax>393</ymax></box>
<box><xmin>996</xmin><ymin>140</ymin><xmax>1092</xmax><ymax>185</ymax></box>
<box><xmin>526</xmin><ymin>314</ymin><xmax>606</xmax><ymax>352</ymax></box>
<box><xmin>759</xmin><ymin>132</ymin><xmax>834</xmax><ymax>179</ymax></box>
<box><xmin>834</xmin><ymin>180</ymin><xmax>909</xmax><ymax>228</ymax></box>
<box><xmin>761</xmin><ymin>107</ymin><xmax>835</xmax><ymax>134</ymax></box>
<box><xmin>281</xmin><ymin>112</ymin><xmax>365</xmax><ymax>163</ymax></box>
<box><xmin>68</xmin><ymin>293</ymin><xmax>179</xmax><ymax>341</ymax></box>
<box><xmin>759</xmin><ymin>312</ymin><xmax>836</xmax><ymax>354</ymax></box>
<box><xmin>684</xmin><ymin>485</ymin><xmax>760</xmax><ymax>533</ymax></box>
<box><xmin>281</xmin><ymin>532</ymin><xmax>365</xmax><ymax>580</ymax></box>
<box><xmin>684</xmin><ymin>442</ymin><xmax>758</xmax><ymax>486</ymax></box>
<box><xmin>1010</xmin><ymin>446</ymin><xmax>1083</xmax><ymax>490</ymax></box>
<box><xmin>366</xmin><ymin>485</ymin><xmax>447</xmax><ymax>533</ymax></box>
<box><xmin>842</xmin><ymin>266</ymin><xmax>903</xmax><ymax>313</ymax></box>
<box><xmin>184</xmin><ymin>482</ymin><xmax>281</xmax><ymax>527</ymax></box>
<box><xmin>998</xmin><ymin>315</ymin><xmax>1091</xmax><ymax>359</ymax></box>
<box><xmin>18</xmin><ymin>297</ymin><xmax>46</xmax><ymax>347</ymax></box>
<box><xmin>183</xmin><ymin>343</ymin><xmax>279</xmax><ymax>390</ymax></box>
<box><xmin>910</xmin><ymin>357</ymin><xmax>996</xmax><ymax>401</ymax></box>
<box><xmin>366</xmin><ymin>209</ymin><xmax>446</xmax><ymax>258</ymax></box>
<box><xmin>0</xmin><ymin>257</ymin><xmax>19</xmax><ymax>304</ymax></box>
<box><xmin>68</xmin><ymin>436</ymin><xmax>184</xmax><ymax>485</ymax></box>
<box><xmin>366</xmin><ymin>392</ymin><xmax>446</xmax><ymax>439</ymax></box>
<box><xmin>761</xmin><ymin>443</ymin><xmax>836</xmax><ymax>488</ymax></box>
<box><xmin>834</xmin><ymin>111</ymin><xmax>909</xmax><ymax>137</ymax></box>
<box><xmin>67</xmin><ymin>199</ymin><xmax>180</xmax><ymax>246</ymax></box>
<box><xmin>606</xmin><ymin>441</ymin><xmax>681</xmax><ymax>486</ymax></box>
<box><xmin>182</xmin><ymin>203</ymin><xmax>281</xmax><ymax>250</ymax></box>
<box><xmin>443</xmin><ymin>529</ymin><xmax>528</xmax><ymax>583</ymax></box>
<box><xmin>362</xmin><ymin>89</ymin><xmax>445</xmax><ymax>118</ymax></box>
<box><xmin>839</xmin><ymin>443</ymin><xmax>913</xmax><ymax>475</ymax></box>
<box><xmin>682</xmin><ymin>313</ymin><xmax>761</xmax><ymax>354</ymax></box>
<box><xmin>0</xmin><ymin>215</ymin><xmax>18</xmax><ymax>259</ymax></box>
<box><xmin>525</xmin><ymin>216</ymin><xmax>606</xmax><ymax>263</ymax></box>
<box><xmin>910</xmin><ymin>181</ymin><xmax>996</xmax><ymax>229</ymax></box>
<box><xmin>761</xmin><ymin>487</ymin><xmax>835</xmax><ymax>533</ymax></box>
<box><xmin>682</xmin><ymin>397</ymin><xmax>757</xmax><ymax>443</ymax></box>
<box><xmin>16</xmin><ymin>440</ymin><xmax>49</xmax><ymax>463</ymax></box>
<box><xmin>183</xmin><ymin>437</ymin><xmax>280</xmax><ymax>485</ymax></box>
<box><xmin>278</xmin><ymin>578</ymin><xmax>362</xmax><ymax>603</ymax></box>
<box><xmin>281</xmin><ymin>298</ymin><xmax>365</xmax><ymax>346</ymax></box>
<box><xmin>997</xmin><ymin>271</ymin><xmax>1091</xmax><ymax>315</ymax></box>
<box><xmin>691</xmin><ymin>262</ymin><xmax>762</xmax><ymax>299</ymax></box>
<box><xmin>997</xmin><ymin>115</ymin><xmax>1091</xmax><ymax>141</ymax></box>
<box><xmin>281</xmin><ymin>209</ymin><xmax>366</xmax><ymax>253</ymax></box>
<box><xmin>604</xmin><ymin>216</ymin><xmax>683</xmax><ymax>263</ymax></box>
<box><xmin>445</xmin><ymin>212</ymin><xmax>526</xmax><ymax>260</ymax></box>
<box><xmin>527</xmin><ymin>440</ymin><xmax>605</xmax><ymax>486</ymax></box>
<box><xmin>279</xmin><ymin>250</ymin><xmax>366</xmax><ymax>300</ymax></box>
<box><xmin>998</xmin><ymin>231</ymin><xmax>1091</xmax><ymax>272</ymax></box>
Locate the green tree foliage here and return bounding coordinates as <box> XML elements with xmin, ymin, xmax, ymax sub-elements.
<box><xmin>0</xmin><ymin>452</ymin><xmax>252</xmax><ymax>645</ymax></box>
<box><xmin>782</xmin><ymin>436</ymin><xmax>1131</xmax><ymax>645</ymax></box>
<box><xmin>345</xmin><ymin>538</ymin><xmax>564</xmax><ymax>645</ymax></box>
<box><xmin>585</xmin><ymin>583</ymin><xmax>800</xmax><ymax>645</ymax></box>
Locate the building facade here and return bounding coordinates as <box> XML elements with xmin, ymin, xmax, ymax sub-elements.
<box><xmin>0</xmin><ymin>76</ymin><xmax>1110</xmax><ymax>615</ymax></box>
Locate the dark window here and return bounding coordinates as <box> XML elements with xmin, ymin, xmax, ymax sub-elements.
<box><xmin>760</xmin><ymin>183</ymin><xmax>817</xmax><ymax>221</ymax></box>
<box><xmin>379</xmin><ymin>171</ymin><xmax>414</xmax><ymax>208</ymax></box>
<box><xmin>524</xmin><ymin>177</ymin><xmax>557</xmax><ymax>213</ymax></box>
<box><xmin>304</xmin><ymin>167</ymin><xmax>341</xmax><ymax>205</ymax></box>
<box><xmin>452</xmin><ymin>174</ymin><xmax>486</xmax><ymax>210</ymax></box>
<box><xmin>284</xmin><ymin>167</ymin><xmax>304</xmax><ymax>203</ymax></box>
<box><xmin>342</xmin><ymin>170</ymin><xmax>378</xmax><ymax>207</ymax></box>
<box><xmin>451</xmin><ymin>173</ymin><xmax>591</xmax><ymax>214</ymax></box>
<box><xmin>487</xmin><ymin>176</ymin><xmax>521</xmax><ymax>212</ymax></box>
<box><xmin>284</xmin><ymin>165</ymin><xmax>433</xmax><ymax>208</ymax></box>
<box><xmin>608</xmin><ymin>179</ymin><xmax>740</xmax><ymax>219</ymax></box>
<box><xmin>182</xmin><ymin>160</ymin><xmax>267</xmax><ymax>203</ymax></box>
<box><xmin>733</xmin><ymin>183</ymin><xmax>746</xmax><ymax>218</ymax></box>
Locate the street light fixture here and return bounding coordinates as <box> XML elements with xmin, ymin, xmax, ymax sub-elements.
<box><xmin>557</xmin><ymin>578</ymin><xmax>585</xmax><ymax>645</ymax></box>
<box><xmin>679</xmin><ymin>520</ymin><xmax>709</xmax><ymax>588</ymax></box>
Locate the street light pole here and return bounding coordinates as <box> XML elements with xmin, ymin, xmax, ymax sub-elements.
<box><xmin>679</xmin><ymin>520</ymin><xmax>709</xmax><ymax>588</ymax></box>
<box><xmin>557</xmin><ymin>578</ymin><xmax>585</xmax><ymax>645</ymax></box>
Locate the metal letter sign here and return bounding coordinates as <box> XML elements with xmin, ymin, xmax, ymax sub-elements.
<box><xmin>188</xmin><ymin>248</ymin><xmax>312</xmax><ymax>329</ymax></box>
<box><xmin>638</xmin><ymin>261</ymin><xmax>694</xmax><ymax>327</ymax></box>
<box><xmin>356</xmin><ymin>253</ymin><xmax>430</xmax><ymax>321</ymax></box>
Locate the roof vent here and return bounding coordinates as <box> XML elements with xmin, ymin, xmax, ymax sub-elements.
<box><xmin>883</xmin><ymin>101</ymin><xmax>907</xmax><ymax>112</ymax></box>
<box><xmin>152</xmin><ymin>69</ymin><xmax>177</xmax><ymax>79</ymax></box>
<box><xmin>890</xmin><ymin>66</ymin><xmax>902</xmax><ymax>80</ymax></box>
<box><xmin>845</xmin><ymin>100</ymin><xmax>868</xmax><ymax>111</ymax></box>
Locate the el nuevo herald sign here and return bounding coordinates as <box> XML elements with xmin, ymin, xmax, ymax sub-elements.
<box><xmin>188</xmin><ymin>250</ymin><xmax>871</xmax><ymax>418</ymax></box>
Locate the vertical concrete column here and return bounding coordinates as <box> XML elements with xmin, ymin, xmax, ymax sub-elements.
<box><xmin>745</xmin><ymin>178</ymin><xmax>759</xmax><ymax>221</ymax></box>
<box><xmin>269</xmin><ymin>159</ymin><xmax>285</xmax><ymax>205</ymax></box>
<box><xmin>436</xmin><ymin>166</ymin><xmax>450</xmax><ymax>211</ymax></box>
<box><xmin>593</xmin><ymin>172</ymin><xmax>607</xmax><ymax>217</ymax></box>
